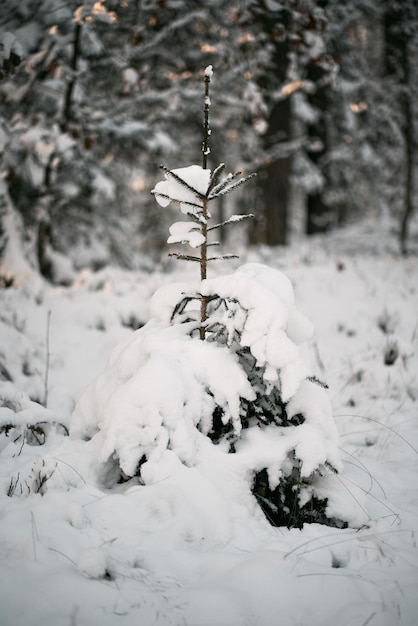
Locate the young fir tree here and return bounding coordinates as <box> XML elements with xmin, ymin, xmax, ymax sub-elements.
<box><xmin>151</xmin><ymin>66</ymin><xmax>255</xmax><ymax>340</ymax></box>
<box><xmin>72</xmin><ymin>68</ymin><xmax>347</xmax><ymax>529</ymax></box>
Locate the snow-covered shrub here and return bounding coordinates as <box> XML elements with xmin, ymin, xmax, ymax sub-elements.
<box><xmin>71</xmin><ymin>67</ymin><xmax>346</xmax><ymax>529</ymax></box>
<box><xmin>0</xmin><ymin>382</ymin><xmax>68</xmax><ymax>496</ymax></box>
<box><xmin>0</xmin><ymin>382</ymin><xmax>68</xmax><ymax>446</ymax></box>
<box><xmin>72</xmin><ymin>262</ymin><xmax>344</xmax><ymax>527</ymax></box>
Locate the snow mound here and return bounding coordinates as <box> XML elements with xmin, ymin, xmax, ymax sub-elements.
<box><xmin>201</xmin><ymin>263</ymin><xmax>315</xmax><ymax>400</ymax></box>
<box><xmin>72</xmin><ymin>263</ymin><xmax>343</xmax><ymax>528</ymax></box>
<box><xmin>72</xmin><ymin>322</ymin><xmax>255</xmax><ymax>476</ymax></box>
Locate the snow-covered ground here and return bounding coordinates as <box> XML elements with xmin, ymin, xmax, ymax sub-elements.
<box><xmin>1</xmin><ymin>216</ymin><xmax>417</xmax><ymax>626</ymax></box>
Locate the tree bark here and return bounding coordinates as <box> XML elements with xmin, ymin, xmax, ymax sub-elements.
<box><xmin>306</xmin><ymin>63</ymin><xmax>331</xmax><ymax>235</ymax></box>
<box><xmin>259</xmin><ymin>97</ymin><xmax>291</xmax><ymax>246</ymax></box>
<box><xmin>400</xmin><ymin>42</ymin><xmax>414</xmax><ymax>255</ymax></box>
<box><xmin>37</xmin><ymin>218</ymin><xmax>53</xmax><ymax>281</ymax></box>
<box><xmin>62</xmin><ymin>22</ymin><xmax>82</xmax><ymax>129</ymax></box>
<box><xmin>384</xmin><ymin>2</ymin><xmax>416</xmax><ymax>255</ymax></box>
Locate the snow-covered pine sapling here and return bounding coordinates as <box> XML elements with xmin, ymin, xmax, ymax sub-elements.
<box><xmin>73</xmin><ymin>67</ymin><xmax>350</xmax><ymax>531</ymax></box>
<box><xmin>152</xmin><ymin>66</ymin><xmax>255</xmax><ymax>339</ymax></box>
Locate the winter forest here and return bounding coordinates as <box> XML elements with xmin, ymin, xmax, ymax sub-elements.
<box><xmin>0</xmin><ymin>1</ymin><xmax>418</xmax><ymax>625</ymax></box>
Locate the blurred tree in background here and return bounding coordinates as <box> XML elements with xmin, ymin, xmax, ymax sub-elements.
<box><xmin>318</xmin><ymin>0</ymin><xmax>417</xmax><ymax>253</ymax></box>
<box><xmin>0</xmin><ymin>0</ymin><xmax>416</xmax><ymax>285</ymax></box>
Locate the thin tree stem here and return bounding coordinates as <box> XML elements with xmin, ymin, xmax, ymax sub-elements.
<box><xmin>202</xmin><ymin>71</ymin><xmax>210</xmax><ymax>170</ymax></box>
<box><xmin>200</xmin><ymin>197</ymin><xmax>208</xmax><ymax>340</ymax></box>
<box><xmin>200</xmin><ymin>69</ymin><xmax>211</xmax><ymax>340</ymax></box>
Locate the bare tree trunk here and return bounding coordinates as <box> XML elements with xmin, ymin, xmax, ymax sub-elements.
<box><xmin>400</xmin><ymin>43</ymin><xmax>414</xmax><ymax>255</ymax></box>
<box><xmin>306</xmin><ymin>63</ymin><xmax>331</xmax><ymax>235</ymax></box>
<box><xmin>263</xmin><ymin>161</ymin><xmax>290</xmax><ymax>245</ymax></box>
<box><xmin>37</xmin><ymin>217</ymin><xmax>53</xmax><ymax>280</ymax></box>
<box><xmin>384</xmin><ymin>2</ymin><xmax>416</xmax><ymax>255</ymax></box>
<box><xmin>62</xmin><ymin>22</ymin><xmax>82</xmax><ymax>129</ymax></box>
<box><xmin>258</xmin><ymin>98</ymin><xmax>291</xmax><ymax>246</ymax></box>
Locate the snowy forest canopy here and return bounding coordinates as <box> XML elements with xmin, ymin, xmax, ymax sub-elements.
<box><xmin>0</xmin><ymin>0</ymin><xmax>417</xmax><ymax>285</ymax></box>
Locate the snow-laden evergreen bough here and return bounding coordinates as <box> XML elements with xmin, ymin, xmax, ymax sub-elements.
<box><xmin>72</xmin><ymin>67</ymin><xmax>347</xmax><ymax>529</ymax></box>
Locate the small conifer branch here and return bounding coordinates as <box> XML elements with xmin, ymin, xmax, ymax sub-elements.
<box><xmin>171</xmin><ymin>295</ymin><xmax>199</xmax><ymax>321</ymax></box>
<box><xmin>151</xmin><ymin>190</ymin><xmax>203</xmax><ymax>211</ymax></box>
<box><xmin>207</xmin><ymin>214</ymin><xmax>254</xmax><ymax>231</ymax></box>
<box><xmin>168</xmin><ymin>253</ymin><xmax>201</xmax><ymax>262</ymax></box>
<box><xmin>159</xmin><ymin>165</ymin><xmax>206</xmax><ymax>201</ymax></box>
<box><xmin>207</xmin><ymin>162</ymin><xmax>226</xmax><ymax>194</ymax></box>
<box><xmin>211</xmin><ymin>173</ymin><xmax>257</xmax><ymax>199</ymax></box>
<box><xmin>206</xmin><ymin>241</ymin><xmax>220</xmax><ymax>247</ymax></box>
<box><xmin>169</xmin><ymin>238</ymin><xmax>205</xmax><ymax>248</ymax></box>
<box><xmin>208</xmin><ymin>172</ymin><xmax>238</xmax><ymax>198</ymax></box>
<box><xmin>208</xmin><ymin>254</ymin><xmax>239</xmax><ymax>261</ymax></box>
<box><xmin>170</xmin><ymin>293</ymin><xmax>218</xmax><ymax>322</ymax></box>
<box><xmin>188</xmin><ymin>213</ymin><xmax>204</xmax><ymax>224</ymax></box>
<box><xmin>307</xmin><ymin>376</ymin><xmax>329</xmax><ymax>389</ymax></box>
<box><xmin>199</xmin><ymin>294</ymin><xmax>219</xmax><ymax>304</ymax></box>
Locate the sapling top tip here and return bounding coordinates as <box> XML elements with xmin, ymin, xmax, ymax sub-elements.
<box><xmin>151</xmin><ymin>66</ymin><xmax>255</xmax><ymax>339</ymax></box>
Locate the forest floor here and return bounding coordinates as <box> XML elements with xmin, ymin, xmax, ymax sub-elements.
<box><xmin>0</xmin><ymin>214</ymin><xmax>417</xmax><ymax>626</ymax></box>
